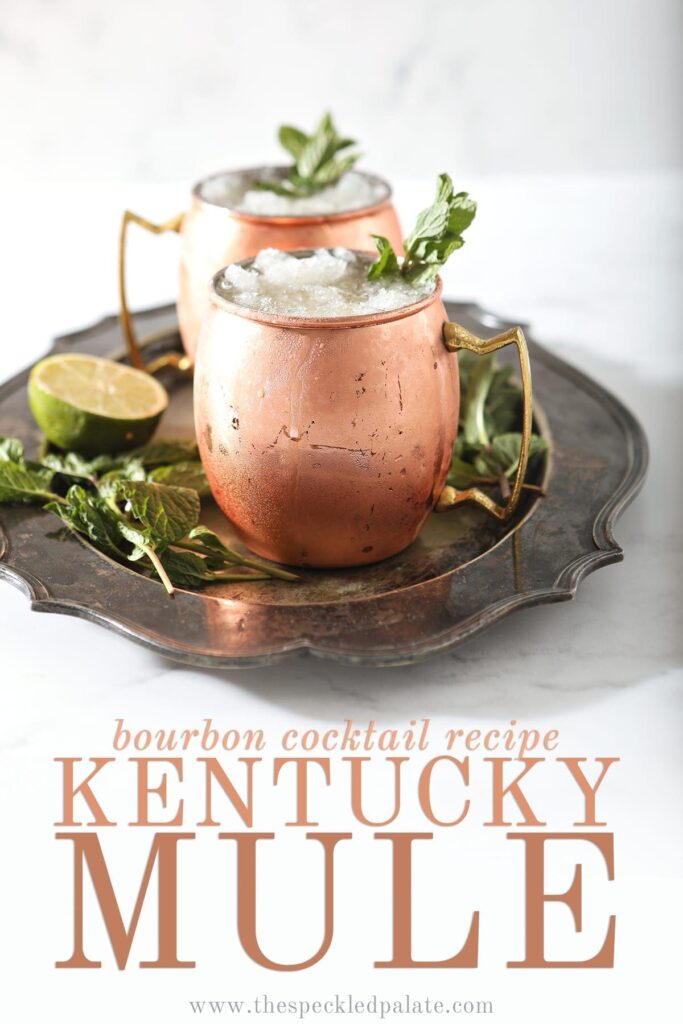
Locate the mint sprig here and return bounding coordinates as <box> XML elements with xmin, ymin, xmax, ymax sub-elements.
<box><xmin>255</xmin><ymin>112</ymin><xmax>361</xmax><ymax>199</ymax></box>
<box><xmin>368</xmin><ymin>173</ymin><xmax>477</xmax><ymax>285</ymax></box>
<box><xmin>0</xmin><ymin>437</ymin><xmax>297</xmax><ymax>596</ymax></box>
<box><xmin>448</xmin><ymin>352</ymin><xmax>547</xmax><ymax>498</ymax></box>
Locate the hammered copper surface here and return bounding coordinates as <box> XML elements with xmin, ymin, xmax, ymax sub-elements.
<box><xmin>177</xmin><ymin>170</ymin><xmax>402</xmax><ymax>359</ymax></box>
<box><xmin>0</xmin><ymin>302</ymin><xmax>648</xmax><ymax>668</ymax></box>
<box><xmin>194</xmin><ymin>279</ymin><xmax>458</xmax><ymax>568</ymax></box>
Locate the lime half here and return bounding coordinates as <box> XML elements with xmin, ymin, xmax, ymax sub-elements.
<box><xmin>28</xmin><ymin>354</ymin><xmax>168</xmax><ymax>455</ymax></box>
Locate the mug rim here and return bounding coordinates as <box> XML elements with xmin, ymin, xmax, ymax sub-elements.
<box><xmin>208</xmin><ymin>248</ymin><xmax>442</xmax><ymax>330</ymax></box>
<box><xmin>192</xmin><ymin>166</ymin><xmax>394</xmax><ymax>224</ymax></box>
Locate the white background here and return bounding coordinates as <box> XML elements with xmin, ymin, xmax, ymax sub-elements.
<box><xmin>0</xmin><ymin>3</ymin><xmax>682</xmax><ymax>1023</ymax></box>
<box><xmin>1</xmin><ymin>0</ymin><xmax>681</xmax><ymax>181</ymax></box>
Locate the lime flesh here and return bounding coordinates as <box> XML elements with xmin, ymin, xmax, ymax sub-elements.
<box><xmin>28</xmin><ymin>354</ymin><xmax>168</xmax><ymax>455</ymax></box>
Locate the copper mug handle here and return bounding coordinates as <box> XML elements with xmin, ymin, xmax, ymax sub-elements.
<box><xmin>118</xmin><ymin>209</ymin><xmax>192</xmax><ymax>375</ymax></box>
<box><xmin>436</xmin><ymin>321</ymin><xmax>533</xmax><ymax>521</ymax></box>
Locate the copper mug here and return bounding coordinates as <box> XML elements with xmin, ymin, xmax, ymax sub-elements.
<box><xmin>194</xmin><ymin>252</ymin><xmax>533</xmax><ymax>569</ymax></box>
<box><xmin>118</xmin><ymin>168</ymin><xmax>402</xmax><ymax>373</ymax></box>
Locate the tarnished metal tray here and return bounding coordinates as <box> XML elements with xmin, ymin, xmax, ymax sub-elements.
<box><xmin>0</xmin><ymin>301</ymin><xmax>647</xmax><ymax>667</ymax></box>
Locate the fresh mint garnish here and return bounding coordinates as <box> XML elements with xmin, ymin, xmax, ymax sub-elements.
<box><xmin>368</xmin><ymin>173</ymin><xmax>477</xmax><ymax>285</ymax></box>
<box><xmin>255</xmin><ymin>112</ymin><xmax>360</xmax><ymax>199</ymax></box>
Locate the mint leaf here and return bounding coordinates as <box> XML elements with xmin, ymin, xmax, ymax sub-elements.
<box><xmin>45</xmin><ymin>486</ymin><xmax>126</xmax><ymax>558</ymax></box>
<box><xmin>435</xmin><ymin>173</ymin><xmax>454</xmax><ymax>203</ymax></box>
<box><xmin>278</xmin><ymin>125</ymin><xmax>308</xmax><ymax>160</ymax></box>
<box><xmin>252</xmin><ymin>178</ymin><xmax>308</xmax><ymax>198</ymax></box>
<box><xmin>187</xmin><ymin>524</ymin><xmax>241</xmax><ymax>560</ymax></box>
<box><xmin>0</xmin><ymin>436</ymin><xmax>24</xmax><ymax>463</ymax></box>
<box><xmin>408</xmin><ymin>234</ymin><xmax>464</xmax><ymax>265</ymax></box>
<box><xmin>185</xmin><ymin>525</ymin><xmax>298</xmax><ymax>582</ymax></box>
<box><xmin>119</xmin><ymin>458</ymin><xmax>148</xmax><ymax>482</ymax></box>
<box><xmin>114</xmin><ymin>519</ymin><xmax>150</xmax><ymax>560</ymax></box>
<box><xmin>126</xmin><ymin>439</ymin><xmax>199</xmax><ymax>467</ymax></box>
<box><xmin>312</xmin><ymin>152</ymin><xmax>359</xmax><ymax>186</ymax></box>
<box><xmin>487</xmin><ymin>433</ymin><xmax>548</xmax><ymax>477</ymax></box>
<box><xmin>404</xmin><ymin>200</ymin><xmax>450</xmax><ymax>253</ymax></box>
<box><xmin>484</xmin><ymin>366</ymin><xmax>520</xmax><ymax>436</ymax></box>
<box><xmin>158</xmin><ymin>549</ymin><xmax>217</xmax><ymax>587</ymax></box>
<box><xmin>446</xmin><ymin>193</ymin><xmax>477</xmax><ymax>235</ymax></box>
<box><xmin>0</xmin><ymin>461</ymin><xmax>58</xmax><ymax>504</ymax></box>
<box><xmin>158</xmin><ymin>549</ymin><xmax>272</xmax><ymax>588</ymax></box>
<box><xmin>113</xmin><ymin>480</ymin><xmax>200</xmax><ymax>546</ymax></box>
<box><xmin>148</xmin><ymin>460</ymin><xmax>210</xmax><ymax>496</ymax></box>
<box><xmin>447</xmin><ymin>457</ymin><xmax>486</xmax><ymax>489</ymax></box>
<box><xmin>367</xmin><ymin>235</ymin><xmax>400</xmax><ymax>280</ymax></box>
<box><xmin>41</xmin><ymin>451</ymin><xmax>94</xmax><ymax>477</ymax></box>
<box><xmin>298</xmin><ymin>124</ymin><xmax>334</xmax><ymax>181</ymax></box>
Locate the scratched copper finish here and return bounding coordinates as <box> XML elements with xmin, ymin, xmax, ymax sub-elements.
<box><xmin>194</xmin><ymin>268</ymin><xmax>458</xmax><ymax>568</ymax></box>
<box><xmin>177</xmin><ymin>169</ymin><xmax>402</xmax><ymax>360</ymax></box>
<box><xmin>0</xmin><ymin>302</ymin><xmax>648</xmax><ymax>668</ymax></box>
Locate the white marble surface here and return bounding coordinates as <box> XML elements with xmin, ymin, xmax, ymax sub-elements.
<box><xmin>0</xmin><ymin>174</ymin><xmax>681</xmax><ymax>1022</ymax></box>
<box><xmin>1</xmin><ymin>0</ymin><xmax>681</xmax><ymax>180</ymax></box>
